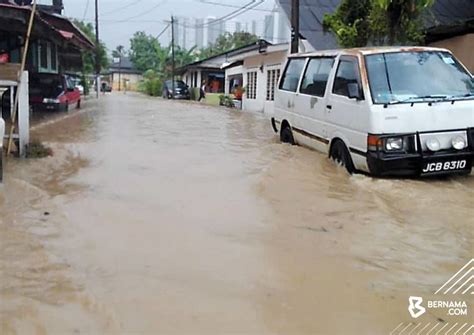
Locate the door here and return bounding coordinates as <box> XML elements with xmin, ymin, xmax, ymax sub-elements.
<box><xmin>293</xmin><ymin>57</ymin><xmax>335</xmax><ymax>148</ymax></box>
<box><xmin>326</xmin><ymin>56</ymin><xmax>369</xmax><ymax>153</ymax></box>
<box><xmin>275</xmin><ymin>58</ymin><xmax>306</xmax><ymax>126</ymax></box>
<box><xmin>65</xmin><ymin>76</ymin><xmax>80</xmax><ymax>104</ymax></box>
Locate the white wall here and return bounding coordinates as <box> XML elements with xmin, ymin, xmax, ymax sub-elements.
<box><xmin>225</xmin><ymin>65</ymin><xmax>243</xmax><ymax>95</ymax></box>
<box><xmin>242</xmin><ymin>50</ymin><xmax>287</xmax><ymax>115</ymax></box>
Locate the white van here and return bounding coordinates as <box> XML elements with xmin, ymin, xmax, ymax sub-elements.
<box><xmin>0</xmin><ymin>116</ymin><xmax>4</xmax><ymax>182</ymax></box>
<box><xmin>271</xmin><ymin>47</ymin><xmax>474</xmax><ymax>177</ymax></box>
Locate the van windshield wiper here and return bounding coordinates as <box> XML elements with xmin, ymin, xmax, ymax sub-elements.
<box><xmin>448</xmin><ymin>93</ymin><xmax>474</xmax><ymax>101</ymax></box>
<box><xmin>387</xmin><ymin>95</ymin><xmax>448</xmax><ymax>105</ymax></box>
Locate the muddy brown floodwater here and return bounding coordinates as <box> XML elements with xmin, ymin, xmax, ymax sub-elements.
<box><xmin>0</xmin><ymin>93</ymin><xmax>473</xmax><ymax>334</ymax></box>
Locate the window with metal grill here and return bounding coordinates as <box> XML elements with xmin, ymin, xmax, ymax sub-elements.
<box><xmin>247</xmin><ymin>71</ymin><xmax>257</xmax><ymax>99</ymax></box>
<box><xmin>266</xmin><ymin>69</ymin><xmax>280</xmax><ymax>101</ymax></box>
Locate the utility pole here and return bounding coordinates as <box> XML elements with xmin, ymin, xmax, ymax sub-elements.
<box><xmin>171</xmin><ymin>15</ymin><xmax>175</xmax><ymax>100</ymax></box>
<box><xmin>291</xmin><ymin>0</ymin><xmax>300</xmax><ymax>54</ymax></box>
<box><xmin>95</xmin><ymin>0</ymin><xmax>100</xmax><ymax>98</ymax></box>
<box><xmin>118</xmin><ymin>54</ymin><xmax>122</xmax><ymax>91</ymax></box>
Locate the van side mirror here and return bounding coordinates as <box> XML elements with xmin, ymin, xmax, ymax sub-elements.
<box><xmin>347</xmin><ymin>83</ymin><xmax>362</xmax><ymax>100</ymax></box>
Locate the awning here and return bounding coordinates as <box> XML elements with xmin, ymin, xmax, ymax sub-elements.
<box><xmin>0</xmin><ymin>3</ymin><xmax>94</xmax><ymax>51</ymax></box>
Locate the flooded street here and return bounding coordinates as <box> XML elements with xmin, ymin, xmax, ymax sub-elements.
<box><xmin>1</xmin><ymin>93</ymin><xmax>472</xmax><ymax>334</ymax></box>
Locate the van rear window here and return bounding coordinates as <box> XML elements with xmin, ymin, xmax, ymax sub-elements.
<box><xmin>279</xmin><ymin>58</ymin><xmax>306</xmax><ymax>92</ymax></box>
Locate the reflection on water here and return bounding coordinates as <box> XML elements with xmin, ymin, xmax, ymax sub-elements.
<box><xmin>1</xmin><ymin>93</ymin><xmax>472</xmax><ymax>334</ymax></box>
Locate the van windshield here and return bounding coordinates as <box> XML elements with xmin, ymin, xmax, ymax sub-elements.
<box><xmin>365</xmin><ymin>51</ymin><xmax>474</xmax><ymax>104</ymax></box>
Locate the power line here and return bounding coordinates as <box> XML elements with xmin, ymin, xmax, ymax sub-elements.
<box><xmin>183</xmin><ymin>0</ymin><xmax>265</xmax><ymax>29</ymax></box>
<box><xmin>108</xmin><ymin>0</ymin><xmax>168</xmax><ymax>23</ymax></box>
<box><xmin>101</xmin><ymin>0</ymin><xmax>146</xmax><ymax>16</ymax></box>
<box><xmin>82</xmin><ymin>0</ymin><xmax>90</xmax><ymax>20</ymax></box>
<box><xmin>194</xmin><ymin>0</ymin><xmax>276</xmax><ymax>13</ymax></box>
<box><xmin>156</xmin><ymin>23</ymin><xmax>170</xmax><ymax>40</ymax></box>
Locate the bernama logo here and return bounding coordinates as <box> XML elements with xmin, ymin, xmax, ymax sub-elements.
<box><xmin>391</xmin><ymin>260</ymin><xmax>473</xmax><ymax>335</ymax></box>
<box><xmin>408</xmin><ymin>296</ymin><xmax>468</xmax><ymax>319</ymax></box>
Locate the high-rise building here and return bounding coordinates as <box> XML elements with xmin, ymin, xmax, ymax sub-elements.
<box><xmin>263</xmin><ymin>14</ymin><xmax>275</xmax><ymax>42</ymax></box>
<box><xmin>173</xmin><ymin>17</ymin><xmax>182</xmax><ymax>48</ymax></box>
<box><xmin>207</xmin><ymin>17</ymin><xmax>225</xmax><ymax>45</ymax></box>
<box><xmin>206</xmin><ymin>17</ymin><xmax>217</xmax><ymax>45</ymax></box>
<box><xmin>276</xmin><ymin>10</ymin><xmax>290</xmax><ymax>43</ymax></box>
<box><xmin>195</xmin><ymin>18</ymin><xmax>204</xmax><ymax>49</ymax></box>
<box><xmin>251</xmin><ymin>21</ymin><xmax>257</xmax><ymax>35</ymax></box>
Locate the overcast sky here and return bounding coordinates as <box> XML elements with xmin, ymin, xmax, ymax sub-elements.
<box><xmin>45</xmin><ymin>0</ymin><xmax>278</xmax><ymax>52</ymax></box>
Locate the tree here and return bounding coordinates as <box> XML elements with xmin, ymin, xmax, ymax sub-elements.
<box><xmin>323</xmin><ymin>0</ymin><xmax>434</xmax><ymax>47</ymax></box>
<box><xmin>129</xmin><ymin>32</ymin><xmax>199</xmax><ymax>79</ymax></box>
<box><xmin>73</xmin><ymin>20</ymin><xmax>109</xmax><ymax>74</ymax></box>
<box><xmin>112</xmin><ymin>45</ymin><xmax>126</xmax><ymax>59</ymax></box>
<box><xmin>371</xmin><ymin>0</ymin><xmax>435</xmax><ymax>45</ymax></box>
<box><xmin>322</xmin><ymin>0</ymin><xmax>372</xmax><ymax>48</ymax></box>
<box><xmin>129</xmin><ymin>31</ymin><xmax>167</xmax><ymax>75</ymax></box>
<box><xmin>199</xmin><ymin>32</ymin><xmax>259</xmax><ymax>59</ymax></box>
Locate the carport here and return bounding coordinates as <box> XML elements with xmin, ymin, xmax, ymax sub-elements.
<box><xmin>0</xmin><ymin>2</ymin><xmax>94</xmax><ymax>157</ymax></box>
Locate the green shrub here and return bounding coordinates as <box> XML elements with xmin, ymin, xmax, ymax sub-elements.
<box><xmin>219</xmin><ymin>95</ymin><xmax>235</xmax><ymax>108</ymax></box>
<box><xmin>141</xmin><ymin>69</ymin><xmax>163</xmax><ymax>97</ymax></box>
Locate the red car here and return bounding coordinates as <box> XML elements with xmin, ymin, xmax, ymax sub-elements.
<box><xmin>29</xmin><ymin>73</ymin><xmax>81</xmax><ymax>112</ymax></box>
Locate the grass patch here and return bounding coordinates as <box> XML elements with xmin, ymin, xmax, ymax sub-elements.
<box><xmin>203</xmin><ymin>93</ymin><xmax>221</xmax><ymax>106</ymax></box>
<box><xmin>26</xmin><ymin>141</ymin><xmax>53</xmax><ymax>158</ymax></box>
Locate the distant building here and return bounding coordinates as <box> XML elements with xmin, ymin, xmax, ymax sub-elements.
<box><xmin>195</xmin><ymin>18</ymin><xmax>204</xmax><ymax>49</ymax></box>
<box><xmin>251</xmin><ymin>21</ymin><xmax>257</xmax><ymax>35</ymax></box>
<box><xmin>107</xmin><ymin>57</ymin><xmax>143</xmax><ymax>92</ymax></box>
<box><xmin>276</xmin><ymin>10</ymin><xmax>290</xmax><ymax>43</ymax></box>
<box><xmin>263</xmin><ymin>14</ymin><xmax>275</xmax><ymax>42</ymax></box>
<box><xmin>206</xmin><ymin>16</ymin><xmax>224</xmax><ymax>45</ymax></box>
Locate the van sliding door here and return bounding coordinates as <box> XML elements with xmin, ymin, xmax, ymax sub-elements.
<box><xmin>294</xmin><ymin>57</ymin><xmax>335</xmax><ymax>150</ymax></box>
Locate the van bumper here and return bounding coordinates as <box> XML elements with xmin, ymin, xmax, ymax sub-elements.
<box><xmin>367</xmin><ymin>151</ymin><xmax>474</xmax><ymax>177</ymax></box>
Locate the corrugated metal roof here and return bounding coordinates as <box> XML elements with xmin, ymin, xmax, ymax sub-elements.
<box><xmin>277</xmin><ymin>0</ymin><xmax>340</xmax><ymax>50</ymax></box>
<box><xmin>277</xmin><ymin>0</ymin><xmax>474</xmax><ymax>49</ymax></box>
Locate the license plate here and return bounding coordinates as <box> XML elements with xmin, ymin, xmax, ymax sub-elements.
<box><xmin>422</xmin><ymin>159</ymin><xmax>469</xmax><ymax>174</ymax></box>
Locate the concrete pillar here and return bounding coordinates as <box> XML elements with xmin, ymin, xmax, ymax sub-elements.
<box><xmin>18</xmin><ymin>71</ymin><xmax>29</xmax><ymax>157</ymax></box>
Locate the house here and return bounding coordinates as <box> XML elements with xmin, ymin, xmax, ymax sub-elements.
<box><xmin>108</xmin><ymin>57</ymin><xmax>143</xmax><ymax>91</ymax></box>
<box><xmin>0</xmin><ymin>0</ymin><xmax>94</xmax><ymax>155</ymax></box>
<box><xmin>425</xmin><ymin>0</ymin><xmax>474</xmax><ymax>73</ymax></box>
<box><xmin>277</xmin><ymin>0</ymin><xmax>474</xmax><ymax>72</ymax></box>
<box><xmin>177</xmin><ymin>52</ymin><xmax>228</xmax><ymax>95</ymax></box>
<box><xmin>223</xmin><ymin>40</ymin><xmax>288</xmax><ymax>114</ymax></box>
<box><xmin>0</xmin><ymin>1</ymin><xmax>94</xmax><ymax>74</ymax></box>
<box><xmin>178</xmin><ymin>40</ymin><xmax>289</xmax><ymax>114</ymax></box>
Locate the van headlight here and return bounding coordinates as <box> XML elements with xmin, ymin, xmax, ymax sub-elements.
<box><xmin>385</xmin><ymin>137</ymin><xmax>403</xmax><ymax>151</ymax></box>
<box><xmin>426</xmin><ymin>138</ymin><xmax>441</xmax><ymax>152</ymax></box>
<box><xmin>452</xmin><ymin>136</ymin><xmax>467</xmax><ymax>150</ymax></box>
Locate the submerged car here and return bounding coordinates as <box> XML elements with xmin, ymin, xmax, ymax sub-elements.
<box><xmin>30</xmin><ymin>73</ymin><xmax>81</xmax><ymax>112</ymax></box>
<box><xmin>162</xmin><ymin>80</ymin><xmax>190</xmax><ymax>100</ymax></box>
<box><xmin>272</xmin><ymin>47</ymin><xmax>474</xmax><ymax>177</ymax></box>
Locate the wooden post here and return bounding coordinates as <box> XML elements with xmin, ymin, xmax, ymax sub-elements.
<box><xmin>7</xmin><ymin>0</ymin><xmax>37</xmax><ymax>156</ymax></box>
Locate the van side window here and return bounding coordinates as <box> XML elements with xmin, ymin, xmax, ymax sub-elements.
<box><xmin>332</xmin><ymin>58</ymin><xmax>363</xmax><ymax>99</ymax></box>
<box><xmin>300</xmin><ymin>58</ymin><xmax>334</xmax><ymax>97</ymax></box>
<box><xmin>279</xmin><ymin>58</ymin><xmax>306</xmax><ymax>92</ymax></box>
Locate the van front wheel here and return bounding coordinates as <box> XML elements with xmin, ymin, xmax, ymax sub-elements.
<box><xmin>280</xmin><ymin>124</ymin><xmax>295</xmax><ymax>145</ymax></box>
<box><xmin>330</xmin><ymin>140</ymin><xmax>355</xmax><ymax>174</ymax></box>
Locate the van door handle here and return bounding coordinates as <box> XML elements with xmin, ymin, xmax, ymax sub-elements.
<box><xmin>326</xmin><ymin>105</ymin><xmax>332</xmax><ymax>109</ymax></box>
